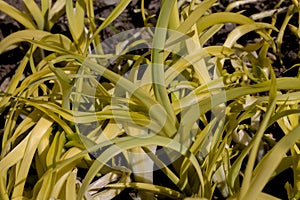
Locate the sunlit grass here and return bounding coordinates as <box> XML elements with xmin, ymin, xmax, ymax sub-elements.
<box><xmin>0</xmin><ymin>0</ymin><xmax>300</xmax><ymax>199</ymax></box>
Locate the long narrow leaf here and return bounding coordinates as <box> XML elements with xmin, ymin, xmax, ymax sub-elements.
<box><xmin>0</xmin><ymin>0</ymin><xmax>36</xmax><ymax>29</ymax></box>
<box><xmin>77</xmin><ymin>135</ymin><xmax>204</xmax><ymax>199</ymax></box>
<box><xmin>23</xmin><ymin>0</ymin><xmax>44</xmax><ymax>29</ymax></box>
<box><xmin>11</xmin><ymin>115</ymin><xmax>53</xmax><ymax>198</ymax></box>
<box><xmin>66</xmin><ymin>0</ymin><xmax>85</xmax><ymax>44</ymax></box>
<box><xmin>0</xmin><ymin>30</ymin><xmax>50</xmax><ymax>53</ymax></box>
<box><xmin>243</xmin><ymin>125</ymin><xmax>300</xmax><ymax>199</ymax></box>
<box><xmin>151</xmin><ymin>0</ymin><xmax>177</xmax><ymax>137</ymax></box>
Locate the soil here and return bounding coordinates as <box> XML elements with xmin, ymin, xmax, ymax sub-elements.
<box><xmin>0</xmin><ymin>0</ymin><xmax>299</xmax><ymax>199</ymax></box>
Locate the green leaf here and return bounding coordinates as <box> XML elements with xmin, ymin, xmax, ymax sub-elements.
<box><xmin>242</xmin><ymin>125</ymin><xmax>300</xmax><ymax>200</ymax></box>
<box><xmin>0</xmin><ymin>135</ymin><xmax>29</xmax><ymax>200</ymax></box>
<box><xmin>0</xmin><ymin>30</ymin><xmax>50</xmax><ymax>53</ymax></box>
<box><xmin>151</xmin><ymin>0</ymin><xmax>177</xmax><ymax>137</ymax></box>
<box><xmin>82</xmin><ymin>58</ymin><xmax>174</xmax><ymax>137</ymax></box>
<box><xmin>49</xmin><ymin>64</ymin><xmax>73</xmax><ymax>109</ymax></box>
<box><xmin>65</xmin><ymin>169</ymin><xmax>77</xmax><ymax>200</ymax></box>
<box><xmin>173</xmin><ymin>78</ymin><xmax>300</xmax><ymax>115</ymax></box>
<box><xmin>23</xmin><ymin>0</ymin><xmax>44</xmax><ymax>29</ymax></box>
<box><xmin>66</xmin><ymin>0</ymin><xmax>85</xmax><ymax>44</ymax></box>
<box><xmin>25</xmin><ymin>34</ymin><xmax>78</xmax><ymax>55</ymax></box>
<box><xmin>90</xmin><ymin>0</ymin><xmax>131</xmax><ymax>42</ymax></box>
<box><xmin>0</xmin><ymin>0</ymin><xmax>36</xmax><ymax>29</ymax></box>
<box><xmin>46</xmin><ymin>131</ymin><xmax>66</xmax><ymax>168</ymax></box>
<box><xmin>224</xmin><ymin>23</ymin><xmax>277</xmax><ymax>48</ymax></box>
<box><xmin>235</xmin><ymin>92</ymin><xmax>276</xmax><ymax>198</ymax></box>
<box><xmin>165</xmin><ymin>0</ymin><xmax>216</xmax><ymax>52</ymax></box>
<box><xmin>196</xmin><ymin>12</ymin><xmax>254</xmax><ymax>33</ymax></box>
<box><xmin>77</xmin><ymin>135</ymin><xmax>204</xmax><ymax>199</ymax></box>
<box><xmin>11</xmin><ymin>115</ymin><xmax>53</xmax><ymax>198</ymax></box>
<box><xmin>48</xmin><ymin>0</ymin><xmax>66</xmax><ymax>29</ymax></box>
<box><xmin>107</xmin><ymin>182</ymin><xmax>185</xmax><ymax>199</ymax></box>
<box><xmin>172</xmin><ymin>0</ymin><xmax>217</xmax><ymax>35</ymax></box>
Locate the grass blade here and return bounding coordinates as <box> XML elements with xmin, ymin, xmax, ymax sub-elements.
<box><xmin>66</xmin><ymin>0</ymin><xmax>85</xmax><ymax>45</ymax></box>
<box><xmin>0</xmin><ymin>30</ymin><xmax>50</xmax><ymax>53</ymax></box>
<box><xmin>0</xmin><ymin>0</ymin><xmax>36</xmax><ymax>29</ymax></box>
<box><xmin>77</xmin><ymin>135</ymin><xmax>204</xmax><ymax>199</ymax></box>
<box><xmin>151</xmin><ymin>0</ymin><xmax>177</xmax><ymax>137</ymax></box>
<box><xmin>11</xmin><ymin>115</ymin><xmax>53</xmax><ymax>198</ymax></box>
<box><xmin>224</xmin><ymin>23</ymin><xmax>277</xmax><ymax>48</ymax></box>
<box><xmin>90</xmin><ymin>0</ymin><xmax>131</xmax><ymax>47</ymax></box>
<box><xmin>23</xmin><ymin>0</ymin><xmax>44</xmax><ymax>29</ymax></box>
<box><xmin>107</xmin><ymin>182</ymin><xmax>185</xmax><ymax>199</ymax></box>
<box><xmin>243</xmin><ymin>125</ymin><xmax>300</xmax><ymax>200</ymax></box>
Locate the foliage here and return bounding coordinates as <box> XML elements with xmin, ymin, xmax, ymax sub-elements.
<box><xmin>0</xmin><ymin>0</ymin><xmax>300</xmax><ymax>199</ymax></box>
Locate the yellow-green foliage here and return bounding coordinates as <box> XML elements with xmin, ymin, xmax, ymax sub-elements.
<box><xmin>0</xmin><ymin>0</ymin><xmax>300</xmax><ymax>199</ymax></box>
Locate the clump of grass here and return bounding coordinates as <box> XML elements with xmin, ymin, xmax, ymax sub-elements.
<box><xmin>0</xmin><ymin>0</ymin><xmax>300</xmax><ymax>199</ymax></box>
